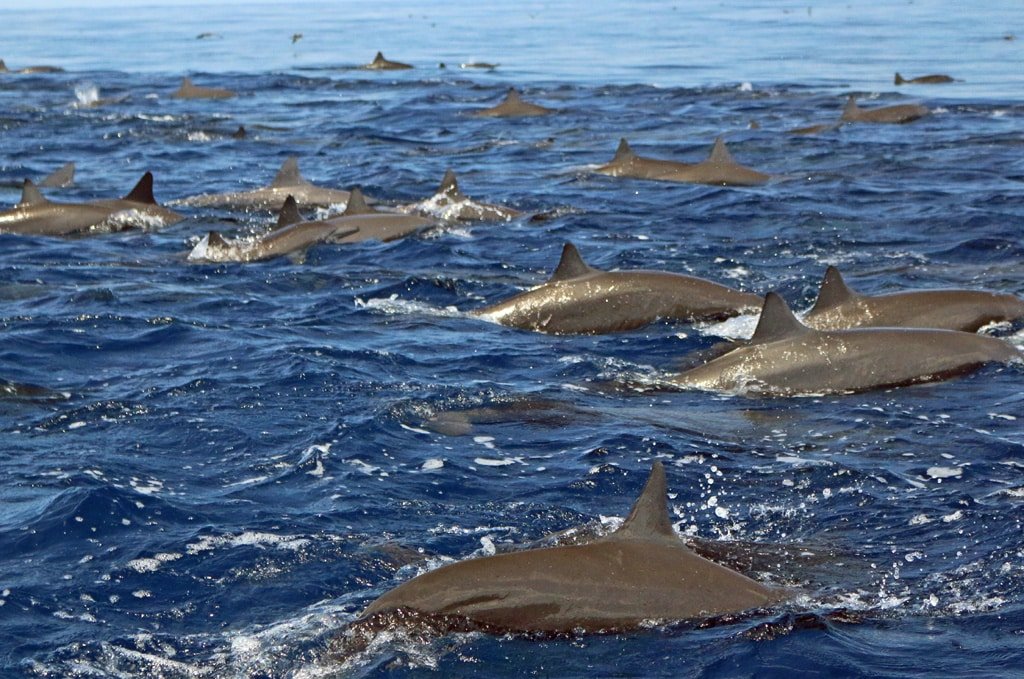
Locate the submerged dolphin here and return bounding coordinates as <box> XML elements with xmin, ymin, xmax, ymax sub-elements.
<box><xmin>473</xmin><ymin>242</ymin><xmax>763</xmax><ymax>334</ymax></box>
<box><xmin>803</xmin><ymin>266</ymin><xmax>1024</xmax><ymax>333</ymax></box>
<box><xmin>674</xmin><ymin>292</ymin><xmax>1021</xmax><ymax>396</ymax></box>
<box><xmin>0</xmin><ymin>173</ymin><xmax>181</xmax><ymax>235</ymax></box>
<box><xmin>38</xmin><ymin>162</ymin><xmax>75</xmax><ymax>188</ymax></box>
<box><xmin>840</xmin><ymin>95</ymin><xmax>928</xmax><ymax>124</ymax></box>
<box><xmin>189</xmin><ymin>196</ymin><xmax>357</xmax><ymax>263</ymax></box>
<box><xmin>597</xmin><ymin>137</ymin><xmax>769</xmax><ymax>186</ymax></box>
<box><xmin>171</xmin><ymin>77</ymin><xmax>235</xmax><ymax>100</ymax></box>
<box><xmin>895</xmin><ymin>72</ymin><xmax>954</xmax><ymax>85</ymax></box>
<box><xmin>363</xmin><ymin>51</ymin><xmax>413</xmax><ymax>70</ymax></box>
<box><xmin>0</xmin><ymin>59</ymin><xmax>64</xmax><ymax>74</ymax></box>
<box><xmin>323</xmin><ymin>187</ymin><xmax>435</xmax><ymax>243</ymax></box>
<box><xmin>359</xmin><ymin>461</ymin><xmax>787</xmax><ymax>634</ymax></box>
<box><xmin>405</xmin><ymin>169</ymin><xmax>521</xmax><ymax>222</ymax></box>
<box><xmin>473</xmin><ymin>88</ymin><xmax>555</xmax><ymax>117</ymax></box>
<box><xmin>171</xmin><ymin>157</ymin><xmax>355</xmax><ymax>209</ymax></box>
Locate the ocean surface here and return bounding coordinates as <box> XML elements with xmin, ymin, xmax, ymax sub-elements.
<box><xmin>2</xmin><ymin>1</ymin><xmax>1023</xmax><ymax>676</ymax></box>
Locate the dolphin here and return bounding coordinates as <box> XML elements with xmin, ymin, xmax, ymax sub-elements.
<box><xmin>171</xmin><ymin>77</ymin><xmax>235</xmax><ymax>100</ymax></box>
<box><xmin>406</xmin><ymin>169</ymin><xmax>521</xmax><ymax>222</ymax></box>
<box><xmin>359</xmin><ymin>461</ymin><xmax>787</xmax><ymax>634</ymax></box>
<box><xmin>90</xmin><ymin>172</ymin><xmax>184</xmax><ymax>227</ymax></box>
<box><xmin>895</xmin><ymin>72</ymin><xmax>954</xmax><ymax>85</ymax></box>
<box><xmin>323</xmin><ymin>187</ymin><xmax>435</xmax><ymax>243</ymax></box>
<box><xmin>673</xmin><ymin>292</ymin><xmax>1021</xmax><ymax>396</ymax></box>
<box><xmin>363</xmin><ymin>51</ymin><xmax>413</xmax><ymax>70</ymax></box>
<box><xmin>599</xmin><ymin>137</ymin><xmax>769</xmax><ymax>187</ymax></box>
<box><xmin>0</xmin><ymin>59</ymin><xmax>64</xmax><ymax>74</ymax></box>
<box><xmin>472</xmin><ymin>242</ymin><xmax>763</xmax><ymax>334</ymax></box>
<box><xmin>189</xmin><ymin>196</ymin><xmax>358</xmax><ymax>263</ymax></box>
<box><xmin>38</xmin><ymin>162</ymin><xmax>75</xmax><ymax>189</ymax></box>
<box><xmin>803</xmin><ymin>266</ymin><xmax>1024</xmax><ymax>333</ymax></box>
<box><xmin>473</xmin><ymin>88</ymin><xmax>555</xmax><ymax>117</ymax></box>
<box><xmin>840</xmin><ymin>95</ymin><xmax>928</xmax><ymax>124</ymax></box>
<box><xmin>170</xmin><ymin>157</ymin><xmax>356</xmax><ymax>209</ymax></box>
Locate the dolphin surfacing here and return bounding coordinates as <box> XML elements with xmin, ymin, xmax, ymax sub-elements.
<box><xmin>597</xmin><ymin>137</ymin><xmax>770</xmax><ymax>186</ymax></box>
<box><xmin>171</xmin><ymin>77</ymin><xmax>235</xmax><ymax>100</ymax></box>
<box><xmin>895</xmin><ymin>72</ymin><xmax>954</xmax><ymax>85</ymax></box>
<box><xmin>840</xmin><ymin>95</ymin><xmax>928</xmax><ymax>124</ymax></box>
<box><xmin>674</xmin><ymin>292</ymin><xmax>1022</xmax><ymax>396</ymax></box>
<box><xmin>405</xmin><ymin>169</ymin><xmax>521</xmax><ymax>222</ymax></box>
<box><xmin>322</xmin><ymin>187</ymin><xmax>434</xmax><ymax>243</ymax></box>
<box><xmin>363</xmin><ymin>51</ymin><xmax>413</xmax><ymax>70</ymax></box>
<box><xmin>803</xmin><ymin>266</ymin><xmax>1024</xmax><ymax>333</ymax></box>
<box><xmin>359</xmin><ymin>461</ymin><xmax>787</xmax><ymax>634</ymax></box>
<box><xmin>473</xmin><ymin>88</ymin><xmax>555</xmax><ymax>117</ymax></box>
<box><xmin>171</xmin><ymin>157</ymin><xmax>356</xmax><ymax>209</ymax></box>
<box><xmin>473</xmin><ymin>242</ymin><xmax>763</xmax><ymax>334</ymax></box>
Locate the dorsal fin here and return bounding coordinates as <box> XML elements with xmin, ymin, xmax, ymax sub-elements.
<box><xmin>271</xmin><ymin>157</ymin><xmax>303</xmax><ymax>187</ymax></box>
<box><xmin>40</xmin><ymin>162</ymin><xmax>74</xmax><ymax>188</ymax></box>
<box><xmin>751</xmin><ymin>292</ymin><xmax>809</xmax><ymax>344</ymax></box>
<box><xmin>809</xmin><ymin>266</ymin><xmax>858</xmax><ymax>314</ymax></box>
<box><xmin>343</xmin><ymin>187</ymin><xmax>375</xmax><ymax>216</ymax></box>
<box><xmin>707</xmin><ymin>137</ymin><xmax>735</xmax><ymax>164</ymax></box>
<box><xmin>0</xmin><ymin>60</ymin><xmax>8</xmax><ymax>73</ymax></box>
<box><xmin>548</xmin><ymin>242</ymin><xmax>597</xmax><ymax>283</ymax></box>
<box><xmin>614</xmin><ymin>461</ymin><xmax>677</xmax><ymax>540</ymax></box>
<box><xmin>504</xmin><ymin>88</ymin><xmax>522</xmax><ymax>104</ymax></box>
<box><xmin>841</xmin><ymin>95</ymin><xmax>860</xmax><ymax>120</ymax></box>
<box><xmin>276</xmin><ymin>195</ymin><xmax>303</xmax><ymax>227</ymax></box>
<box><xmin>612</xmin><ymin>138</ymin><xmax>635</xmax><ymax>163</ymax></box>
<box><xmin>206</xmin><ymin>231</ymin><xmax>229</xmax><ymax>249</ymax></box>
<box><xmin>18</xmin><ymin>179</ymin><xmax>48</xmax><ymax>207</ymax></box>
<box><xmin>438</xmin><ymin>169</ymin><xmax>460</xmax><ymax>196</ymax></box>
<box><xmin>179</xmin><ymin>77</ymin><xmax>193</xmax><ymax>91</ymax></box>
<box><xmin>122</xmin><ymin>172</ymin><xmax>156</xmax><ymax>204</ymax></box>
<box><xmin>373</xmin><ymin>51</ymin><xmax>386</xmax><ymax>64</ymax></box>
<box><xmin>894</xmin><ymin>72</ymin><xmax>905</xmax><ymax>85</ymax></box>
<box><xmin>231</xmin><ymin>125</ymin><xmax>247</xmax><ymax>139</ymax></box>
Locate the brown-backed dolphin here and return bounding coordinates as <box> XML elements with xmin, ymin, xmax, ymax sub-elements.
<box><xmin>38</xmin><ymin>162</ymin><xmax>75</xmax><ymax>189</ymax></box>
<box><xmin>473</xmin><ymin>88</ymin><xmax>555</xmax><ymax>117</ymax></box>
<box><xmin>674</xmin><ymin>292</ymin><xmax>1021</xmax><ymax>396</ymax></box>
<box><xmin>0</xmin><ymin>59</ymin><xmax>64</xmax><ymax>74</ymax></box>
<box><xmin>472</xmin><ymin>242</ymin><xmax>763</xmax><ymax>334</ymax></box>
<box><xmin>171</xmin><ymin>77</ymin><xmax>235</xmax><ymax>100</ymax></box>
<box><xmin>803</xmin><ymin>266</ymin><xmax>1024</xmax><ymax>333</ymax></box>
<box><xmin>895</xmin><ymin>72</ymin><xmax>954</xmax><ymax>85</ymax></box>
<box><xmin>840</xmin><ymin>95</ymin><xmax>928</xmax><ymax>124</ymax></box>
<box><xmin>91</xmin><ymin>172</ymin><xmax>184</xmax><ymax>227</ymax></box>
<box><xmin>323</xmin><ymin>187</ymin><xmax>435</xmax><ymax>243</ymax></box>
<box><xmin>188</xmin><ymin>196</ymin><xmax>357</xmax><ymax>263</ymax></box>
<box><xmin>363</xmin><ymin>51</ymin><xmax>413</xmax><ymax>70</ymax></box>
<box><xmin>359</xmin><ymin>461</ymin><xmax>787</xmax><ymax>634</ymax></box>
<box><xmin>171</xmin><ymin>157</ymin><xmax>356</xmax><ymax>209</ymax></box>
<box><xmin>598</xmin><ymin>137</ymin><xmax>769</xmax><ymax>187</ymax></box>
<box><xmin>405</xmin><ymin>169</ymin><xmax>521</xmax><ymax>222</ymax></box>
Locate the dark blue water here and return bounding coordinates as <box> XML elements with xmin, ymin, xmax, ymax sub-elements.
<box><xmin>2</xmin><ymin>1</ymin><xmax>1023</xmax><ymax>677</ymax></box>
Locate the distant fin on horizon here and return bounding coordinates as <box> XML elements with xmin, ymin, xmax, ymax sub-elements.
<box><xmin>549</xmin><ymin>242</ymin><xmax>597</xmax><ymax>283</ymax></box>
<box><xmin>614</xmin><ymin>461</ymin><xmax>677</xmax><ymax>541</ymax></box>
<box><xmin>342</xmin><ymin>187</ymin><xmax>374</xmax><ymax>216</ymax></box>
<box><xmin>271</xmin><ymin>157</ymin><xmax>304</xmax><ymax>187</ymax></box>
<box><xmin>39</xmin><ymin>162</ymin><xmax>74</xmax><ymax>188</ymax></box>
<box><xmin>122</xmin><ymin>172</ymin><xmax>156</xmax><ymax>204</ymax></box>
<box><xmin>18</xmin><ymin>179</ymin><xmax>47</xmax><ymax>207</ymax></box>
<box><xmin>810</xmin><ymin>266</ymin><xmax>858</xmax><ymax>314</ymax></box>
<box><xmin>750</xmin><ymin>292</ymin><xmax>809</xmax><ymax>344</ymax></box>
<box><xmin>276</xmin><ymin>195</ymin><xmax>303</xmax><ymax>227</ymax></box>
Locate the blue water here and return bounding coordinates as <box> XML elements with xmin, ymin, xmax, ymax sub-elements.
<box><xmin>2</xmin><ymin>1</ymin><xmax>1023</xmax><ymax>676</ymax></box>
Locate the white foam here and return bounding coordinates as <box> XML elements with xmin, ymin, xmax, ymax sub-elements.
<box><xmin>927</xmin><ymin>466</ymin><xmax>962</xmax><ymax>480</ymax></box>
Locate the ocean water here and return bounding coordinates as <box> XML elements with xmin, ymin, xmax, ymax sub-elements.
<box><xmin>1</xmin><ymin>1</ymin><xmax>1023</xmax><ymax>676</ymax></box>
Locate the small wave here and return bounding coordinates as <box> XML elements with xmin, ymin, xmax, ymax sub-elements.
<box><xmin>354</xmin><ymin>294</ymin><xmax>465</xmax><ymax>318</ymax></box>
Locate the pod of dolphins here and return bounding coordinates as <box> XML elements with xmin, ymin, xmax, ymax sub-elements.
<box><xmin>2</xmin><ymin>53</ymin><xmax>1021</xmax><ymax>639</ymax></box>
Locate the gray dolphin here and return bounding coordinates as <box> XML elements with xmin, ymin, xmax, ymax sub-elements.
<box><xmin>38</xmin><ymin>162</ymin><xmax>75</xmax><ymax>188</ymax></box>
<box><xmin>895</xmin><ymin>72</ymin><xmax>954</xmax><ymax>85</ymax></box>
<box><xmin>803</xmin><ymin>266</ymin><xmax>1024</xmax><ymax>333</ymax></box>
<box><xmin>674</xmin><ymin>292</ymin><xmax>1021</xmax><ymax>396</ymax></box>
<box><xmin>171</xmin><ymin>157</ymin><xmax>355</xmax><ymax>209</ymax></box>
<box><xmin>840</xmin><ymin>95</ymin><xmax>928</xmax><ymax>124</ymax></box>
<box><xmin>407</xmin><ymin>169</ymin><xmax>521</xmax><ymax>222</ymax></box>
<box><xmin>473</xmin><ymin>88</ymin><xmax>555</xmax><ymax>117</ymax></box>
<box><xmin>323</xmin><ymin>187</ymin><xmax>435</xmax><ymax>243</ymax></box>
<box><xmin>0</xmin><ymin>59</ymin><xmax>64</xmax><ymax>74</ymax></box>
<box><xmin>359</xmin><ymin>461</ymin><xmax>787</xmax><ymax>634</ymax></box>
<box><xmin>189</xmin><ymin>196</ymin><xmax>357</xmax><ymax>263</ymax></box>
<box><xmin>0</xmin><ymin>173</ymin><xmax>180</xmax><ymax>236</ymax></box>
<box><xmin>171</xmin><ymin>77</ymin><xmax>235</xmax><ymax>100</ymax></box>
<box><xmin>363</xmin><ymin>51</ymin><xmax>413</xmax><ymax>70</ymax></box>
<box><xmin>598</xmin><ymin>138</ymin><xmax>770</xmax><ymax>186</ymax></box>
<box><xmin>473</xmin><ymin>242</ymin><xmax>763</xmax><ymax>334</ymax></box>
